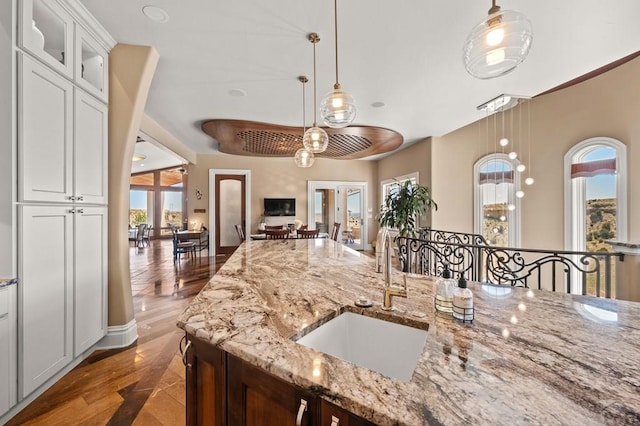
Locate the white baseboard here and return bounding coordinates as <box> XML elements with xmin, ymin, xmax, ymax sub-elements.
<box><xmin>94</xmin><ymin>319</ymin><xmax>138</xmax><ymax>350</ymax></box>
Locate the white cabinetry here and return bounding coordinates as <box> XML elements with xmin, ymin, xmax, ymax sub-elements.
<box><xmin>18</xmin><ymin>205</ymin><xmax>107</xmax><ymax>397</ymax></box>
<box><xmin>19</xmin><ymin>54</ymin><xmax>108</xmax><ymax>205</ymax></box>
<box><xmin>18</xmin><ymin>205</ymin><xmax>73</xmax><ymax>397</ymax></box>
<box><xmin>73</xmin><ymin>206</ymin><xmax>107</xmax><ymax>356</ymax></box>
<box><xmin>18</xmin><ymin>53</ymin><xmax>73</xmax><ymax>204</ymax></box>
<box><xmin>74</xmin><ymin>89</ymin><xmax>108</xmax><ymax>204</ymax></box>
<box><xmin>12</xmin><ymin>0</ymin><xmax>113</xmax><ymax>409</ymax></box>
<box><xmin>0</xmin><ymin>287</ymin><xmax>12</xmax><ymax>415</ymax></box>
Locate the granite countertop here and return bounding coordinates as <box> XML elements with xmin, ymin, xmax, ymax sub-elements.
<box><xmin>177</xmin><ymin>239</ymin><xmax>640</xmax><ymax>425</ymax></box>
<box><xmin>0</xmin><ymin>278</ymin><xmax>17</xmax><ymax>288</ymax></box>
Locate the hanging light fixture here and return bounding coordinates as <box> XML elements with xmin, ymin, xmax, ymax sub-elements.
<box><xmin>295</xmin><ymin>76</ymin><xmax>315</xmax><ymax>168</ymax></box>
<box><xmin>319</xmin><ymin>0</ymin><xmax>356</xmax><ymax>128</ymax></box>
<box><xmin>303</xmin><ymin>33</ymin><xmax>329</xmax><ymax>153</ymax></box>
<box><xmin>463</xmin><ymin>0</ymin><xmax>533</xmax><ymax>79</ymax></box>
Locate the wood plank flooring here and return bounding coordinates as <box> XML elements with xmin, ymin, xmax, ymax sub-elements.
<box><xmin>6</xmin><ymin>240</ymin><xmax>228</xmax><ymax>426</ymax></box>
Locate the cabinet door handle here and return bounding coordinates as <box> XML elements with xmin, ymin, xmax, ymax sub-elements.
<box><xmin>179</xmin><ymin>335</ymin><xmax>192</xmax><ymax>368</ymax></box>
<box><xmin>68</xmin><ymin>195</ymin><xmax>76</xmax><ymax>201</ymax></box>
<box><xmin>69</xmin><ymin>209</ymin><xmax>76</xmax><ymax>214</ymax></box>
<box><xmin>77</xmin><ymin>196</ymin><xmax>84</xmax><ymax>201</ymax></box>
<box><xmin>295</xmin><ymin>399</ymin><xmax>308</xmax><ymax>426</ymax></box>
<box><xmin>77</xmin><ymin>209</ymin><xmax>84</xmax><ymax>214</ymax></box>
<box><xmin>330</xmin><ymin>416</ymin><xmax>340</xmax><ymax>426</ymax></box>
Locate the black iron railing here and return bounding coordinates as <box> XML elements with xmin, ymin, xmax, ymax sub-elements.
<box><xmin>398</xmin><ymin>228</ymin><xmax>624</xmax><ymax>298</ymax></box>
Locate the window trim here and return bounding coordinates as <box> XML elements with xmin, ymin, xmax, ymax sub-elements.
<box><xmin>473</xmin><ymin>153</ymin><xmax>521</xmax><ymax>247</ymax></box>
<box><xmin>563</xmin><ymin>137</ymin><xmax>627</xmax><ymax>252</ymax></box>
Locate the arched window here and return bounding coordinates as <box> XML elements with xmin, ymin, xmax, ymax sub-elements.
<box><xmin>564</xmin><ymin>137</ymin><xmax>627</xmax><ymax>253</ymax></box>
<box><xmin>474</xmin><ymin>154</ymin><xmax>521</xmax><ymax>247</ymax></box>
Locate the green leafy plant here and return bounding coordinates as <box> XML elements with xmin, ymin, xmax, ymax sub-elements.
<box><xmin>377</xmin><ymin>180</ymin><xmax>437</xmax><ymax>238</ymax></box>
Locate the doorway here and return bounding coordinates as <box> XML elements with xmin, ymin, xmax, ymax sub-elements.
<box><xmin>308</xmin><ymin>181</ymin><xmax>368</xmax><ymax>251</ymax></box>
<box><xmin>209</xmin><ymin>169</ymin><xmax>252</xmax><ymax>257</ymax></box>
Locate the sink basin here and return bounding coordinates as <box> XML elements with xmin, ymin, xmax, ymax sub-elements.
<box><xmin>295</xmin><ymin>312</ymin><xmax>427</xmax><ymax>381</ymax></box>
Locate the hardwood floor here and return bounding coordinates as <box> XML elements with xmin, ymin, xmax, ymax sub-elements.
<box><xmin>7</xmin><ymin>239</ymin><xmax>227</xmax><ymax>426</ymax></box>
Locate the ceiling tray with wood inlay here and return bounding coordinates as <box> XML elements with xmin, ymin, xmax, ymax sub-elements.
<box><xmin>202</xmin><ymin>119</ymin><xmax>403</xmax><ymax>159</ymax></box>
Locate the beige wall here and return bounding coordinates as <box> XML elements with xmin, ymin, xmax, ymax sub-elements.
<box><xmin>431</xmin><ymin>56</ymin><xmax>640</xmax><ymax>249</ymax></box>
<box><xmin>377</xmin><ymin>137</ymin><xmax>434</xmax><ymax>227</ymax></box>
<box><xmin>186</xmin><ymin>154</ymin><xmax>378</xmax><ymax>241</ymax></box>
<box><xmin>108</xmin><ymin>44</ymin><xmax>158</xmax><ymax>327</ymax></box>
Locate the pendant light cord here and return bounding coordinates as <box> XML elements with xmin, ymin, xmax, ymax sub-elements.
<box><xmin>333</xmin><ymin>0</ymin><xmax>339</xmax><ymax>86</ymax></box>
<box><xmin>302</xmin><ymin>79</ymin><xmax>306</xmax><ymax>134</ymax></box>
<box><xmin>312</xmin><ymin>39</ymin><xmax>318</xmax><ymax>125</ymax></box>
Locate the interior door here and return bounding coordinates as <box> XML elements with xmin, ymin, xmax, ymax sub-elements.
<box><xmin>336</xmin><ymin>185</ymin><xmax>365</xmax><ymax>250</ymax></box>
<box><xmin>215</xmin><ymin>174</ymin><xmax>246</xmax><ymax>255</ymax></box>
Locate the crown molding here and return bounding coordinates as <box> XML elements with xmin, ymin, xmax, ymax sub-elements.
<box><xmin>59</xmin><ymin>0</ymin><xmax>117</xmax><ymax>52</ymax></box>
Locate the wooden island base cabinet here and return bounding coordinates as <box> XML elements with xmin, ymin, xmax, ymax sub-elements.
<box><xmin>184</xmin><ymin>333</ymin><xmax>374</xmax><ymax>426</ymax></box>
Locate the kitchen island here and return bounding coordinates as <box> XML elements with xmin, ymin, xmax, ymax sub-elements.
<box><xmin>177</xmin><ymin>238</ymin><xmax>640</xmax><ymax>425</ymax></box>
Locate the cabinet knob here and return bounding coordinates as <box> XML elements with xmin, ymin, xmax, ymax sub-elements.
<box><xmin>69</xmin><ymin>209</ymin><xmax>76</xmax><ymax>214</ymax></box>
<box><xmin>77</xmin><ymin>209</ymin><xmax>84</xmax><ymax>214</ymax></box>
<box><xmin>68</xmin><ymin>196</ymin><xmax>76</xmax><ymax>201</ymax></box>
<box><xmin>295</xmin><ymin>399</ymin><xmax>308</xmax><ymax>426</ymax></box>
<box><xmin>330</xmin><ymin>416</ymin><xmax>340</xmax><ymax>426</ymax></box>
<box><xmin>179</xmin><ymin>335</ymin><xmax>192</xmax><ymax>368</ymax></box>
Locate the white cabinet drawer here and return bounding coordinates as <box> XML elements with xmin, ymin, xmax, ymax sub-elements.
<box><xmin>0</xmin><ymin>287</ymin><xmax>8</xmax><ymax>317</ymax></box>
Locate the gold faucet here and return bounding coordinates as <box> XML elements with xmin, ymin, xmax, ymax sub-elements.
<box><xmin>381</xmin><ymin>228</ymin><xmax>407</xmax><ymax>311</ymax></box>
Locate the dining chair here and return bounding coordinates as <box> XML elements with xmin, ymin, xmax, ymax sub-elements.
<box><xmin>142</xmin><ymin>225</ymin><xmax>152</xmax><ymax>247</ymax></box>
<box><xmin>235</xmin><ymin>224</ymin><xmax>245</xmax><ymax>243</ymax></box>
<box><xmin>330</xmin><ymin>223</ymin><xmax>341</xmax><ymax>241</ymax></box>
<box><xmin>297</xmin><ymin>229</ymin><xmax>319</xmax><ymax>239</ymax></box>
<box><xmin>171</xmin><ymin>225</ymin><xmax>196</xmax><ymax>262</ymax></box>
<box><xmin>265</xmin><ymin>225</ymin><xmax>284</xmax><ymax>230</ymax></box>
<box><xmin>265</xmin><ymin>229</ymin><xmax>289</xmax><ymax>239</ymax></box>
<box><xmin>134</xmin><ymin>223</ymin><xmax>147</xmax><ymax>248</ymax></box>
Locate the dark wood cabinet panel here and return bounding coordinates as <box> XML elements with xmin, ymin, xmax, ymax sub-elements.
<box><xmin>185</xmin><ymin>335</ymin><xmax>226</xmax><ymax>426</ymax></box>
<box><xmin>320</xmin><ymin>400</ymin><xmax>376</xmax><ymax>426</ymax></box>
<box><xmin>185</xmin><ymin>332</ymin><xmax>376</xmax><ymax>426</ymax></box>
<box><xmin>227</xmin><ymin>354</ymin><xmax>317</xmax><ymax>426</ymax></box>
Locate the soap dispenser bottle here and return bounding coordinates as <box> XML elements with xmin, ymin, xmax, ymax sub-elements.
<box><xmin>452</xmin><ymin>272</ymin><xmax>474</xmax><ymax>323</ymax></box>
<box><xmin>435</xmin><ymin>264</ymin><xmax>456</xmax><ymax>313</ymax></box>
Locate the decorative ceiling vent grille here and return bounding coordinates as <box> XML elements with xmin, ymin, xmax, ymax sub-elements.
<box><xmin>238</xmin><ymin>130</ymin><xmax>302</xmax><ymax>156</ymax></box>
<box><xmin>201</xmin><ymin>119</ymin><xmax>403</xmax><ymax>159</ymax></box>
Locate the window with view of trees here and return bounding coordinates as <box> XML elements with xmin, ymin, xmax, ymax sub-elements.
<box><xmin>474</xmin><ymin>154</ymin><xmax>521</xmax><ymax>247</ymax></box>
<box><xmin>564</xmin><ymin>137</ymin><xmax>627</xmax><ymax>295</ymax></box>
<box><xmin>130</xmin><ymin>166</ymin><xmax>186</xmax><ymax>238</ymax></box>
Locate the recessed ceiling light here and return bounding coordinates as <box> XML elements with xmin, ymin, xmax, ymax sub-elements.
<box><xmin>132</xmin><ymin>154</ymin><xmax>147</xmax><ymax>162</ymax></box>
<box><xmin>228</xmin><ymin>89</ymin><xmax>247</xmax><ymax>97</ymax></box>
<box><xmin>142</xmin><ymin>6</ymin><xmax>169</xmax><ymax>23</ymax></box>
<box><xmin>371</xmin><ymin>101</ymin><xmax>385</xmax><ymax>108</ymax></box>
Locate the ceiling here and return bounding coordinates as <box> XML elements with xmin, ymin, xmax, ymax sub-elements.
<box><xmin>82</xmin><ymin>0</ymin><xmax>640</xmax><ymax>159</ymax></box>
<box><xmin>131</xmin><ymin>137</ymin><xmax>185</xmax><ymax>174</ymax></box>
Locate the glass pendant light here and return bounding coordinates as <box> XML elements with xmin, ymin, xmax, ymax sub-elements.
<box><xmin>303</xmin><ymin>33</ymin><xmax>329</xmax><ymax>153</ymax></box>
<box><xmin>295</xmin><ymin>76</ymin><xmax>315</xmax><ymax>168</ymax></box>
<box><xmin>320</xmin><ymin>0</ymin><xmax>356</xmax><ymax>128</ymax></box>
<box><xmin>463</xmin><ymin>0</ymin><xmax>533</xmax><ymax>79</ymax></box>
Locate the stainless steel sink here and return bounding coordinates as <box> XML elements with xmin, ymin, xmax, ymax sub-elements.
<box><xmin>296</xmin><ymin>311</ymin><xmax>428</xmax><ymax>381</ymax></box>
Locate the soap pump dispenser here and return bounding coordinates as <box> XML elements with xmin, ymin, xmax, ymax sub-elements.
<box><xmin>435</xmin><ymin>264</ymin><xmax>456</xmax><ymax>313</ymax></box>
<box><xmin>452</xmin><ymin>272</ymin><xmax>474</xmax><ymax>323</ymax></box>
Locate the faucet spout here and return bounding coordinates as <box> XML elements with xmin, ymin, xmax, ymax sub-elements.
<box><xmin>381</xmin><ymin>228</ymin><xmax>407</xmax><ymax>311</ymax></box>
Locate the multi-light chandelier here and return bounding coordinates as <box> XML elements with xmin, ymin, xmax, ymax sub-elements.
<box><xmin>294</xmin><ymin>76</ymin><xmax>314</xmax><ymax>168</ymax></box>
<box><xmin>302</xmin><ymin>33</ymin><xmax>329</xmax><ymax>154</ymax></box>
<box><xmin>463</xmin><ymin>0</ymin><xmax>533</xmax><ymax>79</ymax></box>
<box><xmin>320</xmin><ymin>0</ymin><xmax>356</xmax><ymax>128</ymax></box>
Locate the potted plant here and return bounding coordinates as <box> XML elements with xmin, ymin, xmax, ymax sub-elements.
<box><xmin>377</xmin><ymin>180</ymin><xmax>437</xmax><ymax>238</ymax></box>
<box><xmin>376</xmin><ymin>180</ymin><xmax>437</xmax><ymax>272</ymax></box>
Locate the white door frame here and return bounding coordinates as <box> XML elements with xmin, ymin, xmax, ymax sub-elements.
<box><xmin>307</xmin><ymin>180</ymin><xmax>369</xmax><ymax>250</ymax></box>
<box><xmin>209</xmin><ymin>169</ymin><xmax>251</xmax><ymax>258</ymax></box>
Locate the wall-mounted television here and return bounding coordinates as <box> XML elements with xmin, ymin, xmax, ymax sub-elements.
<box><xmin>264</xmin><ymin>198</ymin><xmax>296</xmax><ymax>216</ymax></box>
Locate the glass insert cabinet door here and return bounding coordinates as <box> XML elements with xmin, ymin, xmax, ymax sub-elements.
<box><xmin>20</xmin><ymin>0</ymin><xmax>75</xmax><ymax>78</ymax></box>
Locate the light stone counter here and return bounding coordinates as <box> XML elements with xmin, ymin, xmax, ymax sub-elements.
<box><xmin>177</xmin><ymin>239</ymin><xmax>640</xmax><ymax>425</ymax></box>
<box><xmin>0</xmin><ymin>278</ymin><xmax>17</xmax><ymax>289</ymax></box>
